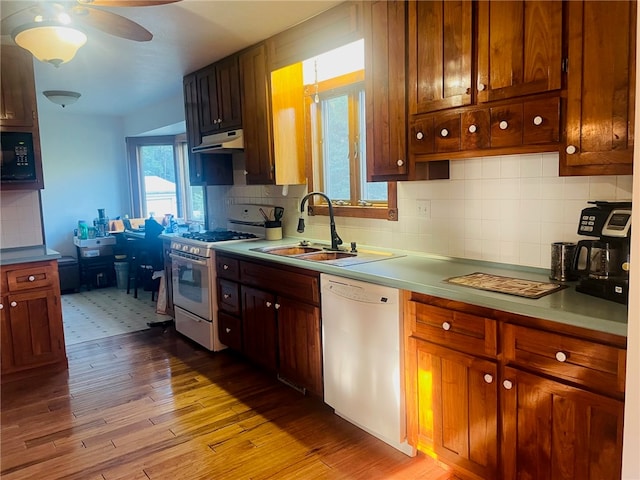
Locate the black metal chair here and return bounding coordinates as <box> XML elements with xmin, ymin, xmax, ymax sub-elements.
<box><xmin>126</xmin><ymin>237</ymin><xmax>163</xmax><ymax>300</ymax></box>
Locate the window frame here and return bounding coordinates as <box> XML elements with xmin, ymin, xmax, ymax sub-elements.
<box><xmin>303</xmin><ymin>70</ymin><xmax>397</xmax><ymax>220</ymax></box>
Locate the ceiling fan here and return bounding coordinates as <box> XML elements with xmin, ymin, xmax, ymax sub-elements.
<box><xmin>1</xmin><ymin>0</ymin><xmax>181</xmax><ymax>66</ymax></box>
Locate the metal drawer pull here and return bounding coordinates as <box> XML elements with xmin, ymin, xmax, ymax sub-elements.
<box><xmin>10</xmin><ymin>301</ymin><xmax>17</xmax><ymax>307</ymax></box>
<box><xmin>555</xmin><ymin>351</ymin><xmax>568</xmax><ymax>362</ymax></box>
<box><xmin>28</xmin><ymin>275</ymin><xmax>36</xmax><ymax>282</ymax></box>
<box><xmin>223</xmin><ymin>264</ymin><xmax>229</xmax><ymax>270</ymax></box>
<box><xmin>266</xmin><ymin>301</ymin><xmax>272</xmax><ymax>307</ymax></box>
<box><xmin>275</xmin><ymin>303</ymin><xmax>280</xmax><ymax>310</ymax></box>
<box><xmin>226</xmin><ymin>328</ymin><xmax>231</xmax><ymax>333</ymax></box>
<box><xmin>223</xmin><ymin>294</ymin><xmax>231</xmax><ymax>299</ymax></box>
<box><xmin>483</xmin><ymin>374</ymin><xmax>493</xmax><ymax>384</ymax></box>
<box><xmin>533</xmin><ymin>115</ymin><xmax>543</xmax><ymax>126</ymax></box>
<box><xmin>468</xmin><ymin>124</ymin><xmax>477</xmax><ymax>133</ymax></box>
<box><xmin>503</xmin><ymin>380</ymin><xmax>513</xmax><ymax>390</ymax></box>
<box><xmin>442</xmin><ymin>321</ymin><xmax>451</xmax><ymax>331</ymax></box>
<box><xmin>416</xmin><ymin>131</ymin><xmax>424</xmax><ymax>140</ymax></box>
<box><xmin>566</xmin><ymin>145</ymin><xmax>577</xmax><ymax>155</ymax></box>
<box><xmin>499</xmin><ymin>120</ymin><xmax>509</xmax><ymax>130</ymax></box>
<box><xmin>397</xmin><ymin>159</ymin><xmax>404</xmax><ymax>167</ymax></box>
<box><xmin>440</xmin><ymin>128</ymin><xmax>449</xmax><ymax>137</ymax></box>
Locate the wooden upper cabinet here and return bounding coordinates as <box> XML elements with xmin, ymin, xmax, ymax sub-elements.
<box><xmin>408</xmin><ymin>0</ymin><xmax>473</xmax><ymax>115</ymax></box>
<box><xmin>1</xmin><ymin>46</ymin><xmax>37</xmax><ymax>128</ymax></box>
<box><xmin>197</xmin><ymin>55</ymin><xmax>242</xmax><ymax>134</ymax></box>
<box><xmin>561</xmin><ymin>0</ymin><xmax>635</xmax><ymax>176</ymax></box>
<box><xmin>240</xmin><ymin>43</ymin><xmax>275</xmax><ymax>185</ymax></box>
<box><xmin>365</xmin><ymin>0</ymin><xmax>408</xmax><ymax>180</ymax></box>
<box><xmin>476</xmin><ymin>0</ymin><xmax>563</xmax><ymax>103</ymax></box>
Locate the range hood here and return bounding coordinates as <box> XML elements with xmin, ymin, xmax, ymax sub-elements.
<box><xmin>192</xmin><ymin>129</ymin><xmax>244</xmax><ymax>153</ymax></box>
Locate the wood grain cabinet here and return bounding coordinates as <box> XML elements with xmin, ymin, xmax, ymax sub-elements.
<box><xmin>561</xmin><ymin>0</ymin><xmax>636</xmax><ymax>176</ymax></box>
<box><xmin>364</xmin><ymin>0</ymin><xmax>408</xmax><ymax>180</ymax></box>
<box><xmin>1</xmin><ymin>45</ymin><xmax>45</xmax><ymax>190</ymax></box>
<box><xmin>1</xmin><ymin>260</ymin><xmax>67</xmax><ymax>379</ymax></box>
<box><xmin>239</xmin><ymin>42</ymin><xmax>275</xmax><ymax>185</ymax></box>
<box><xmin>197</xmin><ymin>55</ymin><xmax>242</xmax><ymax>134</ymax></box>
<box><xmin>216</xmin><ymin>254</ymin><xmax>323</xmax><ymax>397</ymax></box>
<box><xmin>404</xmin><ymin>292</ymin><xmax>626</xmax><ymax>480</ymax></box>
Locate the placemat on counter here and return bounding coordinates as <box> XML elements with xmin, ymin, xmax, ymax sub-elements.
<box><xmin>445</xmin><ymin>272</ymin><xmax>566</xmax><ymax>299</ymax></box>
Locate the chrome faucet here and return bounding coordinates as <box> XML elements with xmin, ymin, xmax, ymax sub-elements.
<box><xmin>297</xmin><ymin>191</ymin><xmax>343</xmax><ymax>251</ymax></box>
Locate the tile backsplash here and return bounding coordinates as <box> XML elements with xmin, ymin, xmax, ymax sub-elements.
<box><xmin>0</xmin><ymin>190</ymin><xmax>44</xmax><ymax>248</ymax></box>
<box><xmin>207</xmin><ymin>152</ymin><xmax>633</xmax><ymax>269</ymax></box>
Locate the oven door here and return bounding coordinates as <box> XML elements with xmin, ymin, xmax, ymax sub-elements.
<box><xmin>170</xmin><ymin>252</ymin><xmax>211</xmax><ymax>320</ymax></box>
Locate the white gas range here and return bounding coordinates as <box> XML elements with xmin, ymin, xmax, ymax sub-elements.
<box><xmin>170</xmin><ymin>204</ymin><xmax>281</xmax><ymax>351</ymax></box>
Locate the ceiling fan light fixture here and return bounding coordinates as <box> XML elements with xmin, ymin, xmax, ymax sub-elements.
<box><xmin>12</xmin><ymin>21</ymin><xmax>87</xmax><ymax>67</ymax></box>
<box><xmin>43</xmin><ymin>90</ymin><xmax>82</xmax><ymax>108</ymax></box>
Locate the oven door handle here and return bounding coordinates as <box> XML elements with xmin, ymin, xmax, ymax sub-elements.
<box><xmin>169</xmin><ymin>253</ymin><xmax>209</xmax><ymax>266</ymax></box>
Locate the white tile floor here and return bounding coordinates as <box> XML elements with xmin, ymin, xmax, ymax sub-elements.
<box><xmin>61</xmin><ymin>287</ymin><xmax>172</xmax><ymax>345</ymax></box>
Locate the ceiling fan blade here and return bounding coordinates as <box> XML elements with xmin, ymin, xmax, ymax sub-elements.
<box><xmin>72</xmin><ymin>7</ymin><xmax>153</xmax><ymax>41</ymax></box>
<box><xmin>77</xmin><ymin>1</ymin><xmax>181</xmax><ymax>6</ymax></box>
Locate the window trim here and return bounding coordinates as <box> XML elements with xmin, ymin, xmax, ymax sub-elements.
<box><xmin>303</xmin><ymin>70</ymin><xmax>398</xmax><ymax>221</ymax></box>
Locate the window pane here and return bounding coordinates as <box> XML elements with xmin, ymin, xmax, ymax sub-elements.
<box><xmin>358</xmin><ymin>90</ymin><xmax>387</xmax><ymax>202</ymax></box>
<box><xmin>322</xmin><ymin>94</ymin><xmax>351</xmax><ymax>201</ymax></box>
<box><xmin>139</xmin><ymin>144</ymin><xmax>177</xmax><ymax>218</ymax></box>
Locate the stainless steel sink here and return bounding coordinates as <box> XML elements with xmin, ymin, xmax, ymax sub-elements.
<box><xmin>250</xmin><ymin>243</ymin><xmax>403</xmax><ymax>266</ymax></box>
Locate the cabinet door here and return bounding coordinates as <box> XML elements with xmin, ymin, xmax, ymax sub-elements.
<box><xmin>197</xmin><ymin>65</ymin><xmax>219</xmax><ymax>134</ymax></box>
<box><xmin>408</xmin><ymin>0</ymin><xmax>473</xmax><ymax>114</ymax></box>
<box><xmin>277</xmin><ymin>297</ymin><xmax>322</xmax><ymax>396</ymax></box>
<box><xmin>364</xmin><ymin>0</ymin><xmax>408</xmax><ymax>180</ymax></box>
<box><xmin>501</xmin><ymin>366</ymin><xmax>624</xmax><ymax>480</ymax></box>
<box><xmin>240</xmin><ymin>43</ymin><xmax>275</xmax><ymax>185</ymax></box>
<box><xmin>561</xmin><ymin>0</ymin><xmax>635</xmax><ymax>176</ymax></box>
<box><xmin>4</xmin><ymin>290</ymin><xmax>65</xmax><ymax>369</ymax></box>
<box><xmin>241</xmin><ymin>286</ymin><xmax>277</xmax><ymax>371</ymax></box>
<box><xmin>183</xmin><ymin>73</ymin><xmax>206</xmax><ymax>186</ymax></box>
<box><xmin>476</xmin><ymin>0</ymin><xmax>563</xmax><ymax>103</ymax></box>
<box><xmin>0</xmin><ymin>46</ymin><xmax>36</xmax><ymax>128</ymax></box>
<box><xmin>1</xmin><ymin>297</ymin><xmax>15</xmax><ymax>373</ymax></box>
<box><xmin>416</xmin><ymin>340</ymin><xmax>498</xmax><ymax>480</ymax></box>
<box><xmin>215</xmin><ymin>55</ymin><xmax>243</xmax><ymax>131</ymax></box>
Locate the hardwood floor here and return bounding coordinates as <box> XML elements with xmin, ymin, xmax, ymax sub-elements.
<box><xmin>1</xmin><ymin>328</ymin><xmax>455</xmax><ymax>480</ymax></box>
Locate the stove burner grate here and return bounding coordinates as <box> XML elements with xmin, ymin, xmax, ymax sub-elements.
<box><xmin>181</xmin><ymin>230</ymin><xmax>258</xmax><ymax>242</ymax></box>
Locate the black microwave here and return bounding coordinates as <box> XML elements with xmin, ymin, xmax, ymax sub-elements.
<box><xmin>1</xmin><ymin>131</ymin><xmax>37</xmax><ymax>182</ymax></box>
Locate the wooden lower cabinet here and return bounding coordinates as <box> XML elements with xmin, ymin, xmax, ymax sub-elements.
<box><xmin>241</xmin><ymin>285</ymin><xmax>278</xmax><ymax>371</ymax></box>
<box><xmin>405</xmin><ymin>292</ymin><xmax>626</xmax><ymax>480</ymax></box>
<box><xmin>415</xmin><ymin>339</ymin><xmax>498</xmax><ymax>480</ymax></box>
<box><xmin>1</xmin><ymin>260</ymin><xmax>67</xmax><ymax>379</ymax></box>
<box><xmin>501</xmin><ymin>366</ymin><xmax>624</xmax><ymax>480</ymax></box>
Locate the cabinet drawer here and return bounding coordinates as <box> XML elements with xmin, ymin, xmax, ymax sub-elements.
<box><xmin>410</xmin><ymin>301</ymin><xmax>497</xmax><ymax>358</ymax></box>
<box><xmin>240</xmin><ymin>261</ymin><xmax>320</xmax><ymax>305</ymax></box>
<box><xmin>503</xmin><ymin>324</ymin><xmax>626</xmax><ymax>396</ymax></box>
<box><xmin>523</xmin><ymin>97</ymin><xmax>560</xmax><ymax>145</ymax></box>
<box><xmin>461</xmin><ymin>108</ymin><xmax>490</xmax><ymax>150</ymax></box>
<box><xmin>216</xmin><ymin>255</ymin><xmax>239</xmax><ymax>280</ymax></box>
<box><xmin>218</xmin><ymin>279</ymin><xmax>240</xmax><ymax>315</ymax></box>
<box><xmin>6</xmin><ymin>263</ymin><xmax>57</xmax><ymax>292</ymax></box>
<box><xmin>409</xmin><ymin>115</ymin><xmax>435</xmax><ymax>154</ymax></box>
<box><xmin>490</xmin><ymin>103</ymin><xmax>523</xmax><ymax>148</ymax></box>
<box><xmin>218</xmin><ymin>311</ymin><xmax>242</xmax><ymax>351</ymax></box>
<box><xmin>434</xmin><ymin>113</ymin><xmax>461</xmax><ymax>152</ymax></box>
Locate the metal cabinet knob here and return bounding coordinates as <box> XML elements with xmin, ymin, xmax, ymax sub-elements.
<box><xmin>10</xmin><ymin>301</ymin><xmax>17</xmax><ymax>308</ymax></box>
<box><xmin>243</xmin><ymin>170</ymin><xmax>248</xmax><ymax>176</ymax></box>
<box><xmin>499</xmin><ymin>120</ymin><xmax>509</xmax><ymax>130</ymax></box>
<box><xmin>442</xmin><ymin>321</ymin><xmax>451</xmax><ymax>331</ymax></box>
<box><xmin>275</xmin><ymin>303</ymin><xmax>281</xmax><ymax>310</ymax></box>
<box><xmin>478</xmin><ymin>83</ymin><xmax>486</xmax><ymax>91</ymax></box>
<box><xmin>223</xmin><ymin>264</ymin><xmax>229</xmax><ymax>270</ymax></box>
<box><xmin>416</xmin><ymin>131</ymin><xmax>424</xmax><ymax>140</ymax></box>
<box><xmin>28</xmin><ymin>275</ymin><xmax>35</xmax><ymax>282</ymax></box>
<box><xmin>555</xmin><ymin>351</ymin><xmax>568</xmax><ymax>362</ymax></box>
<box><xmin>223</xmin><ymin>294</ymin><xmax>230</xmax><ymax>299</ymax></box>
<box><xmin>468</xmin><ymin>124</ymin><xmax>477</xmax><ymax>133</ymax></box>
<box><xmin>440</xmin><ymin>128</ymin><xmax>449</xmax><ymax>137</ymax></box>
<box><xmin>397</xmin><ymin>159</ymin><xmax>404</xmax><ymax>167</ymax></box>
<box><xmin>483</xmin><ymin>374</ymin><xmax>493</xmax><ymax>384</ymax></box>
<box><xmin>0</xmin><ymin>303</ymin><xmax>3</xmax><ymax>310</ymax></box>
<box><xmin>226</xmin><ymin>328</ymin><xmax>231</xmax><ymax>333</ymax></box>
<box><xmin>566</xmin><ymin>145</ymin><xmax>577</xmax><ymax>154</ymax></box>
<box><xmin>503</xmin><ymin>380</ymin><xmax>513</xmax><ymax>390</ymax></box>
<box><xmin>533</xmin><ymin>115</ymin><xmax>543</xmax><ymax>126</ymax></box>
<box><xmin>266</xmin><ymin>301</ymin><xmax>272</xmax><ymax>307</ymax></box>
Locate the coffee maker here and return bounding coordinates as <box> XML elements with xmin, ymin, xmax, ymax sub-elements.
<box><xmin>572</xmin><ymin>201</ymin><xmax>631</xmax><ymax>304</ymax></box>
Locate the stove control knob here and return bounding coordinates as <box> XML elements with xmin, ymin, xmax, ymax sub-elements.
<box><xmin>182</xmin><ymin>245</ymin><xmax>189</xmax><ymax>252</ymax></box>
<box><xmin>191</xmin><ymin>247</ymin><xmax>200</xmax><ymax>255</ymax></box>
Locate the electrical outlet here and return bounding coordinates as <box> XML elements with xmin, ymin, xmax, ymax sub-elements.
<box><xmin>416</xmin><ymin>199</ymin><xmax>431</xmax><ymax>218</ymax></box>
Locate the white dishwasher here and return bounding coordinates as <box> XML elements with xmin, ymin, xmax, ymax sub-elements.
<box><xmin>321</xmin><ymin>274</ymin><xmax>415</xmax><ymax>456</ymax></box>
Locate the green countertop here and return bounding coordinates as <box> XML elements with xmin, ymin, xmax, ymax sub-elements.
<box><xmin>0</xmin><ymin>245</ymin><xmax>62</xmax><ymax>266</ymax></box>
<box><xmin>211</xmin><ymin>237</ymin><xmax>628</xmax><ymax>338</ymax></box>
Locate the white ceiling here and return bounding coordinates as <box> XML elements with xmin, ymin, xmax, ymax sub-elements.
<box><xmin>0</xmin><ymin>0</ymin><xmax>342</xmax><ymax>118</ymax></box>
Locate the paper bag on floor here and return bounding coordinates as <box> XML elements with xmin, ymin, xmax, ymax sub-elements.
<box><xmin>153</xmin><ymin>271</ymin><xmax>167</xmax><ymax>314</ymax></box>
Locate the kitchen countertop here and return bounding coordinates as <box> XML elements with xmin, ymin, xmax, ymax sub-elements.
<box><xmin>211</xmin><ymin>237</ymin><xmax>628</xmax><ymax>338</ymax></box>
<box><xmin>0</xmin><ymin>245</ymin><xmax>62</xmax><ymax>266</ymax></box>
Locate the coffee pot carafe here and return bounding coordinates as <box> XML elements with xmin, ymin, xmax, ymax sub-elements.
<box><xmin>572</xmin><ymin>239</ymin><xmax>623</xmax><ymax>280</ymax></box>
